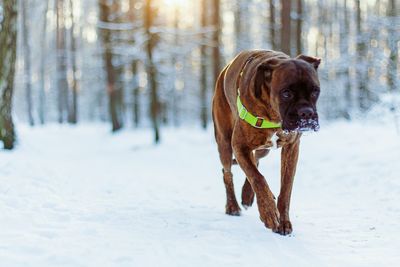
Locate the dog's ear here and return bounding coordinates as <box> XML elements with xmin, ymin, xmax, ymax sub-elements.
<box><xmin>296</xmin><ymin>55</ymin><xmax>321</xmax><ymax>70</ymax></box>
<box><xmin>254</xmin><ymin>63</ymin><xmax>274</xmax><ymax>98</ymax></box>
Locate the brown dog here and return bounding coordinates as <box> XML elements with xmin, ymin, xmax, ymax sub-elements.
<box><xmin>212</xmin><ymin>50</ymin><xmax>321</xmax><ymax>235</ymax></box>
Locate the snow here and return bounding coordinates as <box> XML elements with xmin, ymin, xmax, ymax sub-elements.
<box><xmin>0</xmin><ymin>121</ymin><xmax>399</xmax><ymax>266</ymax></box>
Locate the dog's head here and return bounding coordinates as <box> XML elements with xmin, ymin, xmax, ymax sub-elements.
<box><xmin>254</xmin><ymin>55</ymin><xmax>321</xmax><ymax>132</ymax></box>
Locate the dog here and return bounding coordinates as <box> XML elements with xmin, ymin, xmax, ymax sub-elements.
<box><xmin>212</xmin><ymin>50</ymin><xmax>321</xmax><ymax>235</ymax></box>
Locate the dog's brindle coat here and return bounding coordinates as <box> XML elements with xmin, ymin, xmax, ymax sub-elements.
<box><xmin>212</xmin><ymin>50</ymin><xmax>321</xmax><ymax>235</ymax></box>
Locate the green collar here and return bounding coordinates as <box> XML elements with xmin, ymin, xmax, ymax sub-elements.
<box><xmin>236</xmin><ymin>93</ymin><xmax>281</xmax><ymax>129</ymax></box>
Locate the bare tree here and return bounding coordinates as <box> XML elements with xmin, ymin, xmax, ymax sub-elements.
<box><xmin>200</xmin><ymin>0</ymin><xmax>208</xmax><ymax>129</ymax></box>
<box><xmin>387</xmin><ymin>0</ymin><xmax>398</xmax><ymax>92</ymax></box>
<box><xmin>56</xmin><ymin>0</ymin><xmax>69</xmax><ymax>123</ymax></box>
<box><xmin>144</xmin><ymin>0</ymin><xmax>160</xmax><ymax>143</ymax></box>
<box><xmin>341</xmin><ymin>0</ymin><xmax>352</xmax><ymax>119</ymax></box>
<box><xmin>128</xmin><ymin>0</ymin><xmax>140</xmax><ymax>127</ymax></box>
<box><xmin>0</xmin><ymin>0</ymin><xmax>18</xmax><ymax>149</ymax></box>
<box><xmin>171</xmin><ymin>5</ymin><xmax>180</xmax><ymax>127</ymax></box>
<box><xmin>67</xmin><ymin>0</ymin><xmax>79</xmax><ymax>124</ymax></box>
<box><xmin>296</xmin><ymin>0</ymin><xmax>303</xmax><ymax>55</ymax></box>
<box><xmin>39</xmin><ymin>0</ymin><xmax>49</xmax><ymax>124</ymax></box>
<box><xmin>281</xmin><ymin>0</ymin><xmax>291</xmax><ymax>55</ymax></box>
<box><xmin>355</xmin><ymin>0</ymin><xmax>368</xmax><ymax>110</ymax></box>
<box><xmin>21</xmin><ymin>0</ymin><xmax>34</xmax><ymax>126</ymax></box>
<box><xmin>269</xmin><ymin>0</ymin><xmax>277</xmax><ymax>50</ymax></box>
<box><xmin>98</xmin><ymin>0</ymin><xmax>123</xmax><ymax>131</ymax></box>
<box><xmin>234</xmin><ymin>0</ymin><xmax>251</xmax><ymax>53</ymax></box>
<box><xmin>211</xmin><ymin>0</ymin><xmax>221</xmax><ymax>86</ymax></box>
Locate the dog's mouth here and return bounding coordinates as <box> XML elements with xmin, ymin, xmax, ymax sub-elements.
<box><xmin>282</xmin><ymin>114</ymin><xmax>320</xmax><ymax>133</ymax></box>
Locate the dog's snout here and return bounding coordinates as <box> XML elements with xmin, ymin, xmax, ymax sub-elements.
<box><xmin>297</xmin><ymin>107</ymin><xmax>314</xmax><ymax>119</ymax></box>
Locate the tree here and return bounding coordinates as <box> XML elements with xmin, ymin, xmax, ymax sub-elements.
<box><xmin>200</xmin><ymin>0</ymin><xmax>208</xmax><ymax>129</ymax></box>
<box><xmin>39</xmin><ymin>0</ymin><xmax>49</xmax><ymax>125</ymax></box>
<box><xmin>211</xmin><ymin>0</ymin><xmax>221</xmax><ymax>86</ymax></box>
<box><xmin>99</xmin><ymin>0</ymin><xmax>123</xmax><ymax>131</ymax></box>
<box><xmin>296</xmin><ymin>0</ymin><xmax>303</xmax><ymax>55</ymax></box>
<box><xmin>355</xmin><ymin>0</ymin><xmax>369</xmax><ymax>110</ymax></box>
<box><xmin>67</xmin><ymin>0</ymin><xmax>79</xmax><ymax>124</ymax></box>
<box><xmin>21</xmin><ymin>0</ymin><xmax>34</xmax><ymax>126</ymax></box>
<box><xmin>0</xmin><ymin>0</ymin><xmax>18</xmax><ymax>149</ymax></box>
<box><xmin>234</xmin><ymin>0</ymin><xmax>250</xmax><ymax>53</ymax></box>
<box><xmin>281</xmin><ymin>0</ymin><xmax>291</xmax><ymax>55</ymax></box>
<box><xmin>387</xmin><ymin>0</ymin><xmax>398</xmax><ymax>92</ymax></box>
<box><xmin>56</xmin><ymin>0</ymin><xmax>69</xmax><ymax>123</ymax></box>
<box><xmin>128</xmin><ymin>0</ymin><xmax>140</xmax><ymax>127</ymax></box>
<box><xmin>144</xmin><ymin>0</ymin><xmax>160</xmax><ymax>143</ymax></box>
<box><xmin>341</xmin><ymin>0</ymin><xmax>352</xmax><ymax>119</ymax></box>
<box><xmin>269</xmin><ymin>0</ymin><xmax>277</xmax><ymax>50</ymax></box>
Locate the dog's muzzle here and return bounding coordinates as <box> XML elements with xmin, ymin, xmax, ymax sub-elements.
<box><xmin>283</xmin><ymin>107</ymin><xmax>320</xmax><ymax>132</ymax></box>
<box><xmin>297</xmin><ymin>118</ymin><xmax>320</xmax><ymax>132</ymax></box>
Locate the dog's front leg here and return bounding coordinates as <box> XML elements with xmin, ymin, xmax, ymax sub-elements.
<box><xmin>233</xmin><ymin>144</ymin><xmax>279</xmax><ymax>231</ymax></box>
<box><xmin>275</xmin><ymin>139</ymin><xmax>300</xmax><ymax>235</ymax></box>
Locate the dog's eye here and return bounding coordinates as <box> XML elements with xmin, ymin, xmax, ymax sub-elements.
<box><xmin>310</xmin><ymin>90</ymin><xmax>320</xmax><ymax>99</ymax></box>
<box><xmin>281</xmin><ymin>90</ymin><xmax>293</xmax><ymax>100</ymax></box>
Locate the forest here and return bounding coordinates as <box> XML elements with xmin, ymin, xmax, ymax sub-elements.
<box><xmin>0</xmin><ymin>0</ymin><xmax>398</xmax><ymax>147</ymax></box>
<box><xmin>0</xmin><ymin>1</ymin><xmax>400</xmax><ymax>266</ymax></box>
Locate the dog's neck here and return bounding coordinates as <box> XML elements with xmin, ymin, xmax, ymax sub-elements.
<box><xmin>239</xmin><ymin>83</ymin><xmax>282</xmax><ymax>125</ymax></box>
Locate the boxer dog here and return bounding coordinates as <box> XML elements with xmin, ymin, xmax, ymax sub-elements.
<box><xmin>212</xmin><ymin>50</ymin><xmax>321</xmax><ymax>235</ymax></box>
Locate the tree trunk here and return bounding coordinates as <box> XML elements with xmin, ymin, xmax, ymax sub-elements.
<box><xmin>0</xmin><ymin>0</ymin><xmax>18</xmax><ymax>149</ymax></box>
<box><xmin>211</xmin><ymin>0</ymin><xmax>221</xmax><ymax>87</ymax></box>
<box><xmin>68</xmin><ymin>0</ymin><xmax>78</xmax><ymax>124</ymax></box>
<box><xmin>39</xmin><ymin>0</ymin><xmax>49</xmax><ymax>125</ymax></box>
<box><xmin>342</xmin><ymin>0</ymin><xmax>352</xmax><ymax>119</ymax></box>
<box><xmin>144</xmin><ymin>0</ymin><xmax>160</xmax><ymax>143</ymax></box>
<box><xmin>269</xmin><ymin>0</ymin><xmax>277</xmax><ymax>50</ymax></box>
<box><xmin>296</xmin><ymin>0</ymin><xmax>303</xmax><ymax>55</ymax></box>
<box><xmin>355</xmin><ymin>0</ymin><xmax>368</xmax><ymax>110</ymax></box>
<box><xmin>99</xmin><ymin>0</ymin><xmax>123</xmax><ymax>132</ymax></box>
<box><xmin>132</xmin><ymin>62</ymin><xmax>140</xmax><ymax>127</ymax></box>
<box><xmin>128</xmin><ymin>0</ymin><xmax>140</xmax><ymax>127</ymax></box>
<box><xmin>200</xmin><ymin>0</ymin><xmax>208</xmax><ymax>129</ymax></box>
<box><xmin>234</xmin><ymin>0</ymin><xmax>250</xmax><ymax>53</ymax></box>
<box><xmin>22</xmin><ymin>0</ymin><xmax>34</xmax><ymax>126</ymax></box>
<box><xmin>56</xmin><ymin>0</ymin><xmax>69</xmax><ymax>123</ymax></box>
<box><xmin>281</xmin><ymin>0</ymin><xmax>291</xmax><ymax>55</ymax></box>
<box><xmin>387</xmin><ymin>0</ymin><xmax>397</xmax><ymax>92</ymax></box>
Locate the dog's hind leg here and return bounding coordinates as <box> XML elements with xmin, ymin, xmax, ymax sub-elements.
<box><xmin>218</xmin><ymin>139</ymin><xmax>241</xmax><ymax>216</ymax></box>
<box><xmin>212</xmin><ymin>67</ymin><xmax>241</xmax><ymax>216</ymax></box>
<box><xmin>213</xmin><ymin>118</ymin><xmax>240</xmax><ymax>216</ymax></box>
<box><xmin>241</xmin><ymin>149</ymin><xmax>270</xmax><ymax>209</ymax></box>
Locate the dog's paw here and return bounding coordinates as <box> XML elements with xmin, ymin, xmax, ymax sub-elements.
<box><xmin>258</xmin><ymin>197</ymin><xmax>280</xmax><ymax>230</ymax></box>
<box><xmin>241</xmin><ymin>183</ymin><xmax>255</xmax><ymax>209</ymax></box>
<box><xmin>273</xmin><ymin>220</ymin><xmax>293</xmax><ymax>235</ymax></box>
<box><xmin>241</xmin><ymin>196</ymin><xmax>254</xmax><ymax>209</ymax></box>
<box><xmin>225</xmin><ymin>202</ymin><xmax>241</xmax><ymax>216</ymax></box>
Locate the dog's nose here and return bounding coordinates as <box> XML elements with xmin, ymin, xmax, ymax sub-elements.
<box><xmin>297</xmin><ymin>107</ymin><xmax>314</xmax><ymax>119</ymax></box>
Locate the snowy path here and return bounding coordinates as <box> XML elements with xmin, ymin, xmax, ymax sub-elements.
<box><xmin>0</xmin><ymin>122</ymin><xmax>399</xmax><ymax>267</ymax></box>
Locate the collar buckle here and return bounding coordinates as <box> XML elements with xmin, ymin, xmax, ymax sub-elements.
<box><xmin>254</xmin><ymin>117</ymin><xmax>265</xmax><ymax>128</ymax></box>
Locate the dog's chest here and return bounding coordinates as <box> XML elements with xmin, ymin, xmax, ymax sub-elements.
<box><xmin>258</xmin><ymin>131</ymin><xmax>300</xmax><ymax>150</ymax></box>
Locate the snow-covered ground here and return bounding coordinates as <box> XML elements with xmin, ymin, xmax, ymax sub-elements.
<box><xmin>0</xmin><ymin>121</ymin><xmax>399</xmax><ymax>267</ymax></box>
